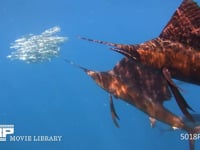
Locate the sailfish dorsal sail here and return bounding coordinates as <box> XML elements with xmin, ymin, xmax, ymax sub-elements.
<box><xmin>159</xmin><ymin>0</ymin><xmax>200</xmax><ymax>50</ymax></box>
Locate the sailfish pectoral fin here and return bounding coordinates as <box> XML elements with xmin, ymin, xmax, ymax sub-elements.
<box><xmin>162</xmin><ymin>68</ymin><xmax>195</xmax><ymax>122</ymax></box>
<box><xmin>109</xmin><ymin>95</ymin><xmax>120</xmax><ymax>128</ymax></box>
<box><xmin>162</xmin><ymin>68</ymin><xmax>183</xmax><ymax>91</ymax></box>
<box><xmin>170</xmin><ymin>85</ymin><xmax>195</xmax><ymax>122</ymax></box>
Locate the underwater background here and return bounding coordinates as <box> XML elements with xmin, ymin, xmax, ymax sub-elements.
<box><xmin>1</xmin><ymin>0</ymin><xmax>200</xmax><ymax>149</ymax></box>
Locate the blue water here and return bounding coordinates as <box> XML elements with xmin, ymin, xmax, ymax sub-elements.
<box><xmin>0</xmin><ymin>0</ymin><xmax>200</xmax><ymax>150</ymax></box>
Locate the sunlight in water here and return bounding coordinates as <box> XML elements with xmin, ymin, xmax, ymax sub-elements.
<box><xmin>7</xmin><ymin>26</ymin><xmax>68</xmax><ymax>63</ymax></box>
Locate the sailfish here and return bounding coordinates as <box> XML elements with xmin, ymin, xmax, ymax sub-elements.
<box><xmin>65</xmin><ymin>57</ymin><xmax>200</xmax><ymax>150</ymax></box>
<box><xmin>80</xmin><ymin>0</ymin><xmax>200</xmax><ymax>122</ymax></box>
<box><xmin>65</xmin><ymin>0</ymin><xmax>200</xmax><ymax>149</ymax></box>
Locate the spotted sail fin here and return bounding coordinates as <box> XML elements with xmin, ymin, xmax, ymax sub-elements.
<box><xmin>159</xmin><ymin>0</ymin><xmax>200</xmax><ymax>50</ymax></box>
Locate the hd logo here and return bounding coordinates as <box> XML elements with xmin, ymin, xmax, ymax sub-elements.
<box><xmin>0</xmin><ymin>125</ymin><xmax>14</xmax><ymax>141</ymax></box>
